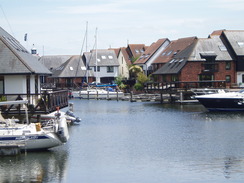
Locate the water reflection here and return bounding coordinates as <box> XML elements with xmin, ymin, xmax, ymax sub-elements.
<box><xmin>0</xmin><ymin>149</ymin><xmax>68</xmax><ymax>183</ymax></box>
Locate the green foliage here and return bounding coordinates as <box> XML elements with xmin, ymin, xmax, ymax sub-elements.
<box><xmin>129</xmin><ymin>65</ymin><xmax>143</xmax><ymax>78</ymax></box>
<box><xmin>137</xmin><ymin>72</ymin><xmax>149</xmax><ymax>85</ymax></box>
<box><xmin>134</xmin><ymin>82</ymin><xmax>144</xmax><ymax>91</ymax></box>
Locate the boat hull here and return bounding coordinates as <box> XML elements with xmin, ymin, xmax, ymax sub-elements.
<box><xmin>0</xmin><ymin>133</ymin><xmax>63</xmax><ymax>151</ymax></box>
<box><xmin>196</xmin><ymin>97</ymin><xmax>244</xmax><ymax>111</ymax></box>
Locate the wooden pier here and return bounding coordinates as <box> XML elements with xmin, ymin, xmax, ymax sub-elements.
<box><xmin>0</xmin><ymin>90</ymin><xmax>69</xmax><ymax>115</ymax></box>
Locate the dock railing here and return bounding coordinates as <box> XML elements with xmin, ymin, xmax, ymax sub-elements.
<box><xmin>0</xmin><ymin>90</ymin><xmax>68</xmax><ymax>115</ymax></box>
<box><xmin>145</xmin><ymin>80</ymin><xmax>226</xmax><ymax>92</ymax></box>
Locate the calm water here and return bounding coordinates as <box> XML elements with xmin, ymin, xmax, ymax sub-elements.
<box><xmin>1</xmin><ymin>100</ymin><xmax>244</xmax><ymax>183</ymax></box>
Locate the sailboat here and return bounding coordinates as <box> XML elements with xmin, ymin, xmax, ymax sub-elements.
<box><xmin>0</xmin><ymin>100</ymin><xmax>69</xmax><ymax>151</ymax></box>
<box><xmin>72</xmin><ymin>27</ymin><xmax>124</xmax><ymax>99</ymax></box>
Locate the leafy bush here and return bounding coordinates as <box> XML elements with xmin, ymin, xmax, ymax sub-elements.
<box><xmin>134</xmin><ymin>83</ymin><xmax>144</xmax><ymax>91</ymax></box>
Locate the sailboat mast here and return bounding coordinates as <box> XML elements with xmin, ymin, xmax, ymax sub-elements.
<box><xmin>95</xmin><ymin>27</ymin><xmax>98</xmax><ymax>85</ymax></box>
<box><xmin>85</xmin><ymin>21</ymin><xmax>88</xmax><ymax>83</ymax></box>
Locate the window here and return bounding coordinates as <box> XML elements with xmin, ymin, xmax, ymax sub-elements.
<box><xmin>97</xmin><ymin>58</ymin><xmax>101</xmax><ymax>62</ymax></box>
<box><xmin>219</xmin><ymin>45</ymin><xmax>227</xmax><ymax>51</ymax></box>
<box><xmin>94</xmin><ymin>66</ymin><xmax>100</xmax><ymax>72</ymax></box>
<box><xmin>81</xmin><ymin>66</ymin><xmax>86</xmax><ymax>70</ymax></box>
<box><xmin>108</xmin><ymin>55</ymin><xmax>113</xmax><ymax>59</ymax></box>
<box><xmin>226</xmin><ymin>62</ymin><xmax>231</xmax><ymax>70</ymax></box>
<box><xmin>226</xmin><ymin>75</ymin><xmax>231</xmax><ymax>83</ymax></box>
<box><xmin>162</xmin><ymin>52</ymin><xmax>166</xmax><ymax>56</ymax></box>
<box><xmin>237</xmin><ymin>42</ymin><xmax>244</xmax><ymax>48</ymax></box>
<box><xmin>242</xmin><ymin>74</ymin><xmax>244</xmax><ymax>83</ymax></box>
<box><xmin>107</xmin><ymin>66</ymin><xmax>114</xmax><ymax>73</ymax></box>
<box><xmin>167</xmin><ymin>51</ymin><xmax>173</xmax><ymax>56</ymax></box>
<box><xmin>101</xmin><ymin>56</ymin><xmax>106</xmax><ymax>59</ymax></box>
<box><xmin>69</xmin><ymin>67</ymin><xmax>73</xmax><ymax>71</ymax></box>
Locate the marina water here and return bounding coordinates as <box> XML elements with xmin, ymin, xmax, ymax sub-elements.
<box><xmin>1</xmin><ymin>99</ymin><xmax>244</xmax><ymax>182</ymax></box>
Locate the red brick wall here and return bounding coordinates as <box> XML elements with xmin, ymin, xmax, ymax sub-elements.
<box><xmin>180</xmin><ymin>61</ymin><xmax>236</xmax><ymax>87</ymax></box>
<box><xmin>180</xmin><ymin>62</ymin><xmax>202</xmax><ymax>81</ymax></box>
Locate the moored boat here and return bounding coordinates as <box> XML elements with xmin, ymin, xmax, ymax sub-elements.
<box><xmin>195</xmin><ymin>89</ymin><xmax>244</xmax><ymax>111</ymax></box>
<box><xmin>0</xmin><ymin>100</ymin><xmax>69</xmax><ymax>151</ymax></box>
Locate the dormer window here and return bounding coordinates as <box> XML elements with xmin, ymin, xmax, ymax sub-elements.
<box><xmin>237</xmin><ymin>42</ymin><xmax>244</xmax><ymax>48</ymax></box>
<box><xmin>167</xmin><ymin>51</ymin><xmax>173</xmax><ymax>56</ymax></box>
<box><xmin>219</xmin><ymin>45</ymin><xmax>227</xmax><ymax>51</ymax></box>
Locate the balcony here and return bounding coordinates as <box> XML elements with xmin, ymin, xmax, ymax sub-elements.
<box><xmin>0</xmin><ymin>90</ymin><xmax>68</xmax><ymax>115</ymax></box>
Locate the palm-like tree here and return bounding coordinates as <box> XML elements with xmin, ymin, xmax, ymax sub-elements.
<box><xmin>129</xmin><ymin>65</ymin><xmax>143</xmax><ymax>79</ymax></box>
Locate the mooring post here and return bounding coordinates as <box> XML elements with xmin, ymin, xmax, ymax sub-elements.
<box><xmin>160</xmin><ymin>92</ymin><xmax>163</xmax><ymax>104</ymax></box>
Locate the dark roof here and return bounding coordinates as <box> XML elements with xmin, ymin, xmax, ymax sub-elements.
<box><xmin>0</xmin><ymin>27</ymin><xmax>51</xmax><ymax>75</ymax></box>
<box><xmin>39</xmin><ymin>55</ymin><xmax>72</xmax><ymax>71</ymax></box>
<box><xmin>134</xmin><ymin>38</ymin><xmax>169</xmax><ymax>64</ymax></box>
<box><xmin>84</xmin><ymin>49</ymin><xmax>119</xmax><ymax>67</ymax></box>
<box><xmin>51</xmin><ymin>55</ymin><xmax>94</xmax><ymax>78</ymax></box>
<box><xmin>222</xmin><ymin>30</ymin><xmax>244</xmax><ymax>56</ymax></box>
<box><xmin>153</xmin><ymin>59</ymin><xmax>187</xmax><ymax>75</ymax></box>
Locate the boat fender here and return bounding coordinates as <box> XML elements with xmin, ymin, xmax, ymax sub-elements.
<box><xmin>35</xmin><ymin>123</ymin><xmax>41</xmax><ymax>131</ymax></box>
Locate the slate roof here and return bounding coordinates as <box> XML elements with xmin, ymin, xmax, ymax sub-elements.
<box><xmin>84</xmin><ymin>49</ymin><xmax>119</xmax><ymax>67</ymax></box>
<box><xmin>188</xmin><ymin>35</ymin><xmax>232</xmax><ymax>61</ymax></box>
<box><xmin>222</xmin><ymin>30</ymin><xmax>244</xmax><ymax>56</ymax></box>
<box><xmin>39</xmin><ymin>55</ymin><xmax>72</xmax><ymax>71</ymax></box>
<box><xmin>51</xmin><ymin>55</ymin><xmax>94</xmax><ymax>78</ymax></box>
<box><xmin>0</xmin><ymin>27</ymin><xmax>51</xmax><ymax>75</ymax></box>
<box><xmin>134</xmin><ymin>38</ymin><xmax>169</xmax><ymax>64</ymax></box>
<box><xmin>109</xmin><ymin>48</ymin><xmax>120</xmax><ymax>57</ymax></box>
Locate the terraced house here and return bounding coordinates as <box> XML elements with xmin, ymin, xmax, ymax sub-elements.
<box><xmin>152</xmin><ymin>30</ymin><xmax>242</xmax><ymax>88</ymax></box>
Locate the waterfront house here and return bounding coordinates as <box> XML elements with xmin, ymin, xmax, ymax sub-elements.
<box><xmin>0</xmin><ymin>26</ymin><xmax>51</xmax><ymax>100</ymax></box>
<box><xmin>126</xmin><ymin>44</ymin><xmax>147</xmax><ymax>62</ymax></box>
<box><xmin>153</xmin><ymin>34</ymin><xmax>235</xmax><ymax>88</ymax></box>
<box><xmin>117</xmin><ymin>47</ymin><xmax>131</xmax><ymax>79</ymax></box>
<box><xmin>39</xmin><ymin>55</ymin><xmax>72</xmax><ymax>72</ymax></box>
<box><xmin>134</xmin><ymin>38</ymin><xmax>170</xmax><ymax>76</ymax></box>
<box><xmin>83</xmin><ymin>49</ymin><xmax>119</xmax><ymax>84</ymax></box>
<box><xmin>49</xmin><ymin>55</ymin><xmax>94</xmax><ymax>89</ymax></box>
<box><xmin>217</xmin><ymin>30</ymin><xmax>244</xmax><ymax>87</ymax></box>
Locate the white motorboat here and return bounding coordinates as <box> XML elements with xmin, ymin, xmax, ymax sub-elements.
<box><xmin>0</xmin><ymin>100</ymin><xmax>69</xmax><ymax>151</ymax></box>
<box><xmin>195</xmin><ymin>89</ymin><xmax>244</xmax><ymax>111</ymax></box>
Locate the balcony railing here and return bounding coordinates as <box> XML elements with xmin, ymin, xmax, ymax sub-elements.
<box><xmin>0</xmin><ymin>90</ymin><xmax>68</xmax><ymax>115</ymax></box>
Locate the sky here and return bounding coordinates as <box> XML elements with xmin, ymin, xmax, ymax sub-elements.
<box><xmin>0</xmin><ymin>0</ymin><xmax>244</xmax><ymax>56</ymax></box>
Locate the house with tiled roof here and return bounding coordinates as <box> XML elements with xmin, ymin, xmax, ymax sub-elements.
<box><xmin>134</xmin><ymin>38</ymin><xmax>170</xmax><ymax>76</ymax></box>
<box><xmin>83</xmin><ymin>49</ymin><xmax>119</xmax><ymax>84</ymax></box>
<box><xmin>50</xmin><ymin>55</ymin><xmax>94</xmax><ymax>88</ymax></box>
<box><xmin>153</xmin><ymin>34</ymin><xmax>235</xmax><ymax>88</ymax></box>
<box><xmin>126</xmin><ymin>44</ymin><xmax>147</xmax><ymax>62</ymax></box>
<box><xmin>0</xmin><ymin>26</ymin><xmax>51</xmax><ymax>98</ymax></box>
